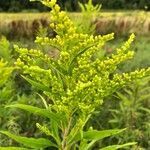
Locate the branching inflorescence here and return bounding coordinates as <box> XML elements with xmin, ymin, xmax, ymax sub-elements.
<box><xmin>4</xmin><ymin>0</ymin><xmax>148</xmax><ymax>149</ymax></box>
<box><xmin>15</xmin><ymin>0</ymin><xmax>150</xmax><ymax>116</ymax></box>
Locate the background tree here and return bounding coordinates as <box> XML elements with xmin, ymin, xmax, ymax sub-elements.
<box><xmin>0</xmin><ymin>0</ymin><xmax>149</xmax><ymax>12</ymax></box>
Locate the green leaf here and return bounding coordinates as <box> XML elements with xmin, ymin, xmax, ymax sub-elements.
<box><xmin>139</xmin><ymin>93</ymin><xmax>150</xmax><ymax>101</ymax></box>
<box><xmin>79</xmin><ymin>139</ymin><xmax>88</xmax><ymax>150</ymax></box>
<box><xmin>83</xmin><ymin>129</ymin><xmax>126</xmax><ymax>141</ymax></box>
<box><xmin>79</xmin><ymin>139</ymin><xmax>96</xmax><ymax>150</ymax></box>
<box><xmin>140</xmin><ymin>86</ymin><xmax>150</xmax><ymax>93</ymax></box>
<box><xmin>79</xmin><ymin>129</ymin><xmax>126</xmax><ymax>150</ymax></box>
<box><xmin>0</xmin><ymin>131</ymin><xmax>56</xmax><ymax>149</ymax></box>
<box><xmin>78</xmin><ymin>2</ymin><xmax>85</xmax><ymax>12</ymax></box>
<box><xmin>140</xmin><ymin>107</ymin><xmax>150</xmax><ymax>114</ymax></box>
<box><xmin>6</xmin><ymin>104</ymin><xmax>61</xmax><ymax>123</ymax></box>
<box><xmin>21</xmin><ymin>75</ymin><xmax>50</xmax><ymax>92</ymax></box>
<box><xmin>0</xmin><ymin>147</ymin><xmax>32</xmax><ymax>150</ymax></box>
<box><xmin>100</xmin><ymin>142</ymin><xmax>137</xmax><ymax>150</ymax></box>
<box><xmin>116</xmin><ymin>92</ymin><xmax>129</xmax><ymax>102</ymax></box>
<box><xmin>66</xmin><ymin>121</ymin><xmax>84</xmax><ymax>145</ymax></box>
<box><xmin>67</xmin><ymin>129</ymin><xmax>83</xmax><ymax>145</ymax></box>
<box><xmin>50</xmin><ymin>119</ymin><xmax>61</xmax><ymax>145</ymax></box>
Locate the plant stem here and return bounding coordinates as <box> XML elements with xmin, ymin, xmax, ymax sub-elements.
<box><xmin>61</xmin><ymin>116</ymin><xmax>72</xmax><ymax>150</ymax></box>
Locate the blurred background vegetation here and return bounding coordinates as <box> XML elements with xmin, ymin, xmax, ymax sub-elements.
<box><xmin>0</xmin><ymin>0</ymin><xmax>150</xmax><ymax>12</ymax></box>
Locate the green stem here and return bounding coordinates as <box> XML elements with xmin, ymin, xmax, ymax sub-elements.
<box><xmin>61</xmin><ymin>116</ymin><xmax>72</xmax><ymax>150</ymax></box>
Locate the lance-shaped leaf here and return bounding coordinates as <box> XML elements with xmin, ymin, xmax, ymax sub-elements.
<box><xmin>83</xmin><ymin>128</ymin><xmax>126</xmax><ymax>141</ymax></box>
<box><xmin>78</xmin><ymin>129</ymin><xmax>126</xmax><ymax>150</ymax></box>
<box><xmin>21</xmin><ymin>75</ymin><xmax>50</xmax><ymax>92</ymax></box>
<box><xmin>0</xmin><ymin>147</ymin><xmax>32</xmax><ymax>150</ymax></box>
<box><xmin>0</xmin><ymin>131</ymin><xmax>57</xmax><ymax>149</ymax></box>
<box><xmin>100</xmin><ymin>142</ymin><xmax>137</xmax><ymax>150</ymax></box>
<box><xmin>79</xmin><ymin>139</ymin><xmax>97</xmax><ymax>150</ymax></box>
<box><xmin>6</xmin><ymin>104</ymin><xmax>61</xmax><ymax>123</ymax></box>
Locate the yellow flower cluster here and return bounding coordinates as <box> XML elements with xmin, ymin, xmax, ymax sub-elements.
<box><xmin>15</xmin><ymin>0</ymin><xmax>150</xmax><ymax>115</ymax></box>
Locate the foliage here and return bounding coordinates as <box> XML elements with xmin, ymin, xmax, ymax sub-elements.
<box><xmin>98</xmin><ymin>0</ymin><xmax>150</xmax><ymax>10</ymax></box>
<box><xmin>108</xmin><ymin>77</ymin><xmax>150</xmax><ymax>149</ymax></box>
<box><xmin>72</xmin><ymin>0</ymin><xmax>101</xmax><ymax>34</ymax></box>
<box><xmin>0</xmin><ymin>37</ymin><xmax>45</xmax><ymax>147</ymax></box>
<box><xmin>90</xmin><ymin>76</ymin><xmax>150</xmax><ymax>149</ymax></box>
<box><xmin>0</xmin><ymin>59</ymin><xmax>17</xmax><ymax>146</ymax></box>
<box><xmin>1</xmin><ymin>0</ymin><xmax>150</xmax><ymax>12</ymax></box>
<box><xmin>78</xmin><ymin>0</ymin><xmax>101</xmax><ymax>13</ymax></box>
<box><xmin>0</xmin><ymin>0</ymin><xmax>49</xmax><ymax>12</ymax></box>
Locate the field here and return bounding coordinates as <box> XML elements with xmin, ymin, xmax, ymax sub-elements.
<box><xmin>0</xmin><ymin>11</ymin><xmax>150</xmax><ymax>39</ymax></box>
<box><xmin>1</xmin><ymin>12</ymin><xmax>149</xmax><ymax>69</ymax></box>
<box><xmin>0</xmin><ymin>5</ymin><xmax>150</xmax><ymax>150</ymax></box>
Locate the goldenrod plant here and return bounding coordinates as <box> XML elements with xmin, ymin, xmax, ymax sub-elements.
<box><xmin>76</xmin><ymin>0</ymin><xmax>101</xmax><ymax>34</ymax></box>
<box><xmin>0</xmin><ymin>0</ymin><xmax>150</xmax><ymax>149</ymax></box>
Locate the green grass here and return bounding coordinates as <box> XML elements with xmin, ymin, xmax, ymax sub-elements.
<box><xmin>0</xmin><ymin>10</ymin><xmax>150</xmax><ymax>23</ymax></box>
<box><xmin>0</xmin><ymin>12</ymin><xmax>49</xmax><ymax>22</ymax></box>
